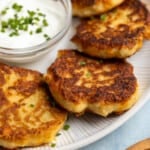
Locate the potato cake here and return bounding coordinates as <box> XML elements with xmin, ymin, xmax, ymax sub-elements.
<box><xmin>72</xmin><ymin>0</ymin><xmax>125</xmax><ymax>17</ymax></box>
<box><xmin>72</xmin><ymin>0</ymin><xmax>150</xmax><ymax>59</ymax></box>
<box><xmin>45</xmin><ymin>50</ymin><xmax>139</xmax><ymax>117</ymax></box>
<box><xmin>0</xmin><ymin>63</ymin><xmax>67</xmax><ymax>149</ymax></box>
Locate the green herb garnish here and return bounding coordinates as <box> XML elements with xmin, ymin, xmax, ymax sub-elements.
<box><xmin>34</xmin><ymin>17</ymin><xmax>40</xmax><ymax>21</ymax></box>
<box><xmin>1</xmin><ymin>7</ymin><xmax>9</xmax><ymax>15</ymax></box>
<box><xmin>79</xmin><ymin>61</ymin><xmax>86</xmax><ymax>66</ymax></box>
<box><xmin>51</xmin><ymin>143</ymin><xmax>56</xmax><ymax>147</ymax></box>
<box><xmin>14</xmin><ymin>14</ymin><xmax>18</xmax><ymax>18</ymax></box>
<box><xmin>1</xmin><ymin>21</ymin><xmax>8</xmax><ymax>28</ymax></box>
<box><xmin>63</xmin><ymin>124</ymin><xmax>70</xmax><ymax>131</ymax></box>
<box><xmin>27</xmin><ymin>10</ymin><xmax>36</xmax><ymax>17</ymax></box>
<box><xmin>44</xmin><ymin>34</ymin><xmax>51</xmax><ymax>41</ymax></box>
<box><xmin>56</xmin><ymin>133</ymin><xmax>61</xmax><ymax>136</ymax></box>
<box><xmin>12</xmin><ymin>3</ymin><xmax>23</xmax><ymax>12</ymax></box>
<box><xmin>29</xmin><ymin>31</ymin><xmax>33</xmax><ymax>35</ymax></box>
<box><xmin>36</xmin><ymin>27</ymin><xmax>42</xmax><ymax>33</ymax></box>
<box><xmin>43</xmin><ymin>19</ymin><xmax>48</xmax><ymax>27</ymax></box>
<box><xmin>0</xmin><ymin>3</ymin><xmax>49</xmax><ymax>39</ymax></box>
<box><xmin>86</xmin><ymin>71</ymin><xmax>92</xmax><ymax>78</ymax></box>
<box><xmin>30</xmin><ymin>104</ymin><xmax>34</xmax><ymax>107</ymax></box>
<box><xmin>1</xmin><ymin>10</ymin><xmax>7</xmax><ymax>15</ymax></box>
<box><xmin>1</xmin><ymin>28</ymin><xmax>5</xmax><ymax>33</ymax></box>
<box><xmin>100</xmin><ymin>14</ymin><xmax>107</xmax><ymax>21</ymax></box>
<box><xmin>23</xmin><ymin>25</ymin><xmax>28</xmax><ymax>31</ymax></box>
<box><xmin>38</xmin><ymin>12</ymin><xmax>45</xmax><ymax>17</ymax></box>
<box><xmin>9</xmin><ymin>31</ymin><xmax>19</xmax><ymax>37</ymax></box>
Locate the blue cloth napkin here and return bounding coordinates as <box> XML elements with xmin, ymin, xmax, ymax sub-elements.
<box><xmin>81</xmin><ymin>100</ymin><xmax>150</xmax><ymax>150</ymax></box>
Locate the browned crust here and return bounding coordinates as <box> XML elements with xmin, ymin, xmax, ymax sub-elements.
<box><xmin>72</xmin><ymin>0</ymin><xmax>125</xmax><ymax>17</ymax></box>
<box><xmin>47</xmin><ymin>50</ymin><xmax>137</xmax><ymax>104</ymax></box>
<box><xmin>72</xmin><ymin>24</ymin><xmax>144</xmax><ymax>51</ymax></box>
<box><xmin>0</xmin><ymin>63</ymin><xmax>66</xmax><ymax>143</ymax></box>
<box><xmin>71</xmin><ymin>0</ymin><xmax>150</xmax><ymax>57</ymax></box>
<box><xmin>0</xmin><ymin>94</ymin><xmax>65</xmax><ymax>141</ymax></box>
<box><xmin>72</xmin><ymin>0</ymin><xmax>96</xmax><ymax>7</ymax></box>
<box><xmin>0</xmin><ymin>63</ymin><xmax>43</xmax><ymax>96</ymax></box>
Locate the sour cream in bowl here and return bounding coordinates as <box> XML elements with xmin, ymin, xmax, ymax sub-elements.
<box><xmin>0</xmin><ymin>0</ymin><xmax>71</xmax><ymax>63</ymax></box>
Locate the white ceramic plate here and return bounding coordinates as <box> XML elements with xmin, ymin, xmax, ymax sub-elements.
<box><xmin>17</xmin><ymin>4</ymin><xmax>150</xmax><ymax>150</ymax></box>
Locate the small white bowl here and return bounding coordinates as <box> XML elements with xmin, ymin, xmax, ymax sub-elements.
<box><xmin>0</xmin><ymin>0</ymin><xmax>72</xmax><ymax>63</ymax></box>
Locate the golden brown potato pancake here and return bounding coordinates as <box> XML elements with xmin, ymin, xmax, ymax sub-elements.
<box><xmin>72</xmin><ymin>0</ymin><xmax>150</xmax><ymax>59</ymax></box>
<box><xmin>45</xmin><ymin>50</ymin><xmax>139</xmax><ymax>117</ymax></box>
<box><xmin>72</xmin><ymin>0</ymin><xmax>125</xmax><ymax>17</ymax></box>
<box><xmin>0</xmin><ymin>63</ymin><xmax>67</xmax><ymax>149</ymax></box>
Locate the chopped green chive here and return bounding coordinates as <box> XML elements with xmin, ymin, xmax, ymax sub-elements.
<box><xmin>100</xmin><ymin>14</ymin><xmax>107</xmax><ymax>21</ymax></box>
<box><xmin>27</xmin><ymin>10</ymin><xmax>36</xmax><ymax>17</ymax></box>
<box><xmin>86</xmin><ymin>71</ymin><xmax>92</xmax><ymax>78</ymax></box>
<box><xmin>12</xmin><ymin>3</ymin><xmax>23</xmax><ymax>12</ymax></box>
<box><xmin>38</xmin><ymin>12</ymin><xmax>45</xmax><ymax>17</ymax></box>
<box><xmin>43</xmin><ymin>19</ymin><xmax>48</xmax><ymax>26</ymax></box>
<box><xmin>79</xmin><ymin>61</ymin><xmax>86</xmax><ymax>66</ymax></box>
<box><xmin>1</xmin><ymin>29</ymin><xmax>5</xmax><ymax>33</ymax></box>
<box><xmin>56</xmin><ymin>133</ymin><xmax>61</xmax><ymax>136</ymax></box>
<box><xmin>9</xmin><ymin>31</ymin><xmax>19</xmax><ymax>37</ymax></box>
<box><xmin>22</xmin><ymin>25</ymin><xmax>28</xmax><ymax>31</ymax></box>
<box><xmin>19</xmin><ymin>24</ymin><xmax>24</xmax><ymax>30</ymax></box>
<box><xmin>36</xmin><ymin>28</ymin><xmax>42</xmax><ymax>33</ymax></box>
<box><xmin>1</xmin><ymin>10</ymin><xmax>7</xmax><ymax>15</ymax></box>
<box><xmin>1</xmin><ymin>21</ymin><xmax>8</xmax><ymax>28</ymax></box>
<box><xmin>30</xmin><ymin>104</ymin><xmax>34</xmax><ymax>107</ymax></box>
<box><xmin>0</xmin><ymin>3</ymin><xmax>49</xmax><ymax>38</ymax></box>
<box><xmin>63</xmin><ymin>124</ymin><xmax>70</xmax><ymax>131</ymax></box>
<box><xmin>34</xmin><ymin>17</ymin><xmax>40</xmax><ymax>21</ymax></box>
<box><xmin>8</xmin><ymin>19</ymin><xmax>18</xmax><ymax>29</ymax></box>
<box><xmin>44</xmin><ymin>34</ymin><xmax>51</xmax><ymax>41</ymax></box>
<box><xmin>14</xmin><ymin>14</ymin><xmax>18</xmax><ymax>18</ymax></box>
<box><xmin>51</xmin><ymin>143</ymin><xmax>56</xmax><ymax>147</ymax></box>
<box><xmin>29</xmin><ymin>31</ymin><xmax>33</xmax><ymax>35</ymax></box>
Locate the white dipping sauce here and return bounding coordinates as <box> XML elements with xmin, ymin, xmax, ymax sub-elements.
<box><xmin>0</xmin><ymin>0</ymin><xmax>66</xmax><ymax>48</ymax></box>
